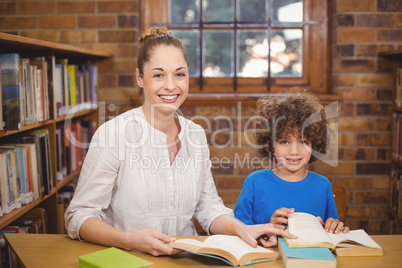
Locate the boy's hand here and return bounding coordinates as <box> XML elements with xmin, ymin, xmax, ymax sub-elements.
<box><xmin>270</xmin><ymin>207</ymin><xmax>295</xmax><ymax>229</ymax></box>
<box><xmin>317</xmin><ymin>216</ymin><xmax>350</xmax><ymax>234</ymax></box>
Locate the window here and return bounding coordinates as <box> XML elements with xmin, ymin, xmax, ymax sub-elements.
<box><xmin>141</xmin><ymin>0</ymin><xmax>329</xmax><ymax>94</ymax></box>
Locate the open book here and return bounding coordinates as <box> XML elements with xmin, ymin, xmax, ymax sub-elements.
<box><xmin>167</xmin><ymin>235</ymin><xmax>280</xmax><ymax>266</ymax></box>
<box><xmin>284</xmin><ymin>212</ymin><xmax>383</xmax><ymax>256</ymax></box>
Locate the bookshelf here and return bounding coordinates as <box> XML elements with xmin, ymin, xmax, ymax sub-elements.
<box><xmin>379</xmin><ymin>49</ymin><xmax>402</xmax><ymax>234</ymax></box>
<box><xmin>0</xmin><ymin>32</ymin><xmax>112</xmax><ymax>233</ymax></box>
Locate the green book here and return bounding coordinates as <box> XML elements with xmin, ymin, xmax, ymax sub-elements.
<box><xmin>78</xmin><ymin>247</ymin><xmax>153</xmax><ymax>268</ymax></box>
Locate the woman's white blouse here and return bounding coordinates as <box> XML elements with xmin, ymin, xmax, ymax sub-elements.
<box><xmin>65</xmin><ymin>107</ymin><xmax>233</xmax><ymax>239</ymax></box>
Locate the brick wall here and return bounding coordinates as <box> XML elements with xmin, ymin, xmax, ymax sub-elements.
<box><xmin>1</xmin><ymin>0</ymin><xmax>401</xmax><ymax>234</ymax></box>
<box><xmin>0</xmin><ymin>0</ymin><xmax>140</xmax><ymax>116</ymax></box>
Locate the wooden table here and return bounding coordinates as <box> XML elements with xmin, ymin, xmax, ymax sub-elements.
<box><xmin>4</xmin><ymin>234</ymin><xmax>402</xmax><ymax>268</ymax></box>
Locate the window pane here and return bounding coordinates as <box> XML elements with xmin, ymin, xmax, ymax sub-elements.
<box><xmin>238</xmin><ymin>0</ymin><xmax>266</xmax><ymax>22</ymax></box>
<box><xmin>203</xmin><ymin>0</ymin><xmax>233</xmax><ymax>22</ymax></box>
<box><xmin>272</xmin><ymin>0</ymin><xmax>303</xmax><ymax>22</ymax></box>
<box><xmin>270</xmin><ymin>29</ymin><xmax>302</xmax><ymax>77</ymax></box>
<box><xmin>169</xmin><ymin>0</ymin><xmax>199</xmax><ymax>23</ymax></box>
<box><xmin>171</xmin><ymin>30</ymin><xmax>200</xmax><ymax>77</ymax></box>
<box><xmin>203</xmin><ymin>30</ymin><xmax>233</xmax><ymax>77</ymax></box>
<box><xmin>237</xmin><ymin>30</ymin><xmax>268</xmax><ymax>77</ymax></box>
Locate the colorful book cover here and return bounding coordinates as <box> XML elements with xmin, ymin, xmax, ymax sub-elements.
<box><xmin>78</xmin><ymin>247</ymin><xmax>153</xmax><ymax>268</ymax></box>
<box><xmin>67</xmin><ymin>64</ymin><xmax>76</xmax><ymax>105</ymax></box>
<box><xmin>0</xmin><ymin>53</ymin><xmax>21</xmax><ymax>130</ymax></box>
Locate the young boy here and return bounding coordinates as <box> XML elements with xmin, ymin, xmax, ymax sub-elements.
<box><xmin>234</xmin><ymin>91</ymin><xmax>349</xmax><ymax>234</ymax></box>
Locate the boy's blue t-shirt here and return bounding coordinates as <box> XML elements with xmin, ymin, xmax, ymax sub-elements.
<box><xmin>234</xmin><ymin>169</ymin><xmax>339</xmax><ymax>225</ymax></box>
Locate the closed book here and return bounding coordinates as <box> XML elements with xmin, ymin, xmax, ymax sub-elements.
<box><xmin>78</xmin><ymin>247</ymin><xmax>153</xmax><ymax>268</ymax></box>
<box><xmin>278</xmin><ymin>238</ymin><xmax>336</xmax><ymax>268</ymax></box>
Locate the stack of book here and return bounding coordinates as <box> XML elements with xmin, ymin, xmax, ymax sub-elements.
<box><xmin>278</xmin><ymin>212</ymin><xmax>383</xmax><ymax>268</ymax></box>
<box><xmin>0</xmin><ymin>53</ymin><xmax>98</xmax><ymax>131</ymax></box>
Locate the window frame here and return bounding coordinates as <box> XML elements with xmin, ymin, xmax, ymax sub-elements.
<box><xmin>140</xmin><ymin>0</ymin><xmax>330</xmax><ymax>94</ymax></box>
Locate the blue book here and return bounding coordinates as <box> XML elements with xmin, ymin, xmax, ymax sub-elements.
<box><xmin>0</xmin><ymin>53</ymin><xmax>21</xmax><ymax>130</ymax></box>
<box><xmin>278</xmin><ymin>238</ymin><xmax>336</xmax><ymax>268</ymax></box>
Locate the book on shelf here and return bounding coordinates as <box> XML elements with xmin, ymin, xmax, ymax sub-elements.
<box><xmin>390</xmin><ymin>169</ymin><xmax>402</xmax><ymax>218</ymax></box>
<box><xmin>277</xmin><ymin>238</ymin><xmax>336</xmax><ymax>268</ymax></box>
<box><xmin>78</xmin><ymin>247</ymin><xmax>153</xmax><ymax>268</ymax></box>
<box><xmin>168</xmin><ymin>234</ymin><xmax>280</xmax><ymax>266</ymax></box>
<box><xmin>0</xmin><ymin>53</ymin><xmax>22</xmax><ymax>130</ymax></box>
<box><xmin>0</xmin><ymin>65</ymin><xmax>3</xmax><ymax>131</ymax></box>
<box><xmin>283</xmin><ymin>212</ymin><xmax>383</xmax><ymax>256</ymax></box>
<box><xmin>0</xmin><ymin>145</ymin><xmax>32</xmax><ymax>206</ymax></box>
<box><xmin>19</xmin><ymin>207</ymin><xmax>47</xmax><ymax>234</ymax></box>
<box><xmin>29</xmin><ymin>57</ymin><xmax>47</xmax><ymax>122</ymax></box>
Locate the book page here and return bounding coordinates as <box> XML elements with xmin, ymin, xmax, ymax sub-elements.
<box><xmin>287</xmin><ymin>213</ymin><xmax>333</xmax><ymax>245</ymax></box>
<box><xmin>173</xmin><ymin>238</ymin><xmax>220</xmax><ymax>249</ymax></box>
<box><xmin>328</xmin><ymin>230</ymin><xmax>382</xmax><ymax>249</ymax></box>
<box><xmin>205</xmin><ymin>235</ymin><xmax>275</xmax><ymax>261</ymax></box>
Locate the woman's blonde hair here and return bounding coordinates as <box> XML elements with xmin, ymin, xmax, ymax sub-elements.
<box><xmin>137</xmin><ymin>26</ymin><xmax>188</xmax><ymax>76</ymax></box>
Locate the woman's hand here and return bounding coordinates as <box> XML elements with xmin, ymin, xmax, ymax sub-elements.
<box><xmin>124</xmin><ymin>229</ymin><xmax>182</xmax><ymax>256</ymax></box>
<box><xmin>317</xmin><ymin>217</ymin><xmax>350</xmax><ymax>234</ymax></box>
<box><xmin>236</xmin><ymin>223</ymin><xmax>298</xmax><ymax>248</ymax></box>
<box><xmin>270</xmin><ymin>207</ymin><xmax>295</xmax><ymax>229</ymax></box>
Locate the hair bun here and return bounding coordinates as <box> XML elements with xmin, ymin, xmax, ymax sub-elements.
<box><xmin>139</xmin><ymin>26</ymin><xmax>172</xmax><ymax>48</ymax></box>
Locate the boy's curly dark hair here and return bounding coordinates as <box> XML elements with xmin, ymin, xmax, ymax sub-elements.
<box><xmin>255</xmin><ymin>91</ymin><xmax>328</xmax><ymax>163</ymax></box>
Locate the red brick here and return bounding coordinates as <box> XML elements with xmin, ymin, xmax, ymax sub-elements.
<box><xmin>21</xmin><ymin>31</ymin><xmax>58</xmax><ymax>42</ymax></box>
<box><xmin>18</xmin><ymin>2</ymin><xmax>55</xmax><ymax>14</ymax></box>
<box><xmin>337</xmin><ymin>0</ymin><xmax>375</xmax><ymax>12</ymax></box>
<box><xmin>338</xmin><ymin>133</ymin><xmax>355</xmax><ymax>146</ymax></box>
<box><xmin>356</xmin><ymin>14</ymin><xmax>394</xmax><ymax>27</ymax></box>
<box><xmin>377</xmin><ymin>58</ymin><xmax>394</xmax><ymax>72</ymax></box>
<box><xmin>338</xmin><ymin>118</ymin><xmax>375</xmax><ymax>131</ymax></box>
<box><xmin>98</xmin><ymin>74</ymin><xmax>118</xmax><ymax>88</ymax></box>
<box><xmin>98</xmin><ymin>1</ymin><xmax>136</xmax><ymax>13</ymax></box>
<box><xmin>339</xmin><ymin>148</ymin><xmax>374</xmax><ymax>161</ymax></box>
<box><xmin>59</xmin><ymin>30</ymin><xmax>97</xmax><ymax>44</ymax></box>
<box><xmin>337</xmin><ymin>45</ymin><xmax>355</xmax><ymax>57</ymax></box>
<box><xmin>356</xmin><ymin>163</ymin><xmax>390</xmax><ymax>175</ymax></box>
<box><xmin>78</xmin><ymin>16</ymin><xmax>116</xmax><ymax>28</ymax></box>
<box><xmin>118</xmin><ymin>15</ymin><xmax>138</xmax><ymax>28</ymax></box>
<box><xmin>314</xmin><ymin>162</ymin><xmax>355</xmax><ymax>175</ymax></box>
<box><xmin>38</xmin><ymin>16</ymin><xmax>75</xmax><ymax>29</ymax></box>
<box><xmin>333</xmin><ymin>59</ymin><xmax>375</xmax><ymax>72</ymax></box>
<box><xmin>337</xmin><ymin>14</ymin><xmax>354</xmax><ymax>27</ymax></box>
<box><xmin>338</xmin><ymin>89</ymin><xmax>376</xmax><ymax>101</ymax></box>
<box><xmin>58</xmin><ymin>2</ymin><xmax>95</xmax><ymax>14</ymax></box>
<box><xmin>373</xmin><ymin>177</ymin><xmax>390</xmax><ymax>189</ymax></box>
<box><xmin>336</xmin><ymin>28</ymin><xmax>375</xmax><ymax>42</ymax></box>
<box><xmin>357</xmin><ymin>74</ymin><xmax>393</xmax><ymax>87</ymax></box>
<box><xmin>0</xmin><ymin>2</ymin><xmax>16</xmax><ymax>14</ymax></box>
<box><xmin>357</xmin><ymin>44</ymin><xmax>395</xmax><ymax>57</ymax></box>
<box><xmin>217</xmin><ymin>176</ymin><xmax>246</xmax><ymax>190</ymax></box>
<box><xmin>118</xmin><ymin>75</ymin><xmax>134</xmax><ymax>87</ymax></box>
<box><xmin>397</xmin><ymin>15</ymin><xmax>402</xmax><ymax>27</ymax></box>
<box><xmin>335</xmin><ymin>177</ymin><xmax>372</xmax><ymax>189</ymax></box>
<box><xmin>98</xmin><ymin>59</ymin><xmax>136</xmax><ymax>72</ymax></box>
<box><xmin>356</xmin><ymin>133</ymin><xmax>390</xmax><ymax>146</ymax></box>
<box><xmin>376</xmin><ymin>118</ymin><xmax>392</xmax><ymax>131</ymax></box>
<box><xmin>377</xmin><ymin>0</ymin><xmax>402</xmax><ymax>12</ymax></box>
<box><xmin>99</xmin><ymin>30</ymin><xmax>136</xmax><ymax>42</ymax></box>
<box><xmin>378</xmin><ymin>29</ymin><xmax>402</xmax><ymax>42</ymax></box>
<box><xmin>331</xmin><ymin>74</ymin><xmax>355</xmax><ymax>87</ymax></box>
<box><xmin>354</xmin><ymin>191</ymin><xmax>388</xmax><ymax>204</ymax></box>
<box><xmin>356</xmin><ymin>103</ymin><xmax>391</xmax><ymax>116</ymax></box>
<box><xmin>195</xmin><ymin>106</ymin><xmax>235</xmax><ymax>117</ymax></box>
<box><xmin>346</xmin><ymin>206</ymin><xmax>371</xmax><ymax>218</ymax></box>
<box><xmin>377</xmin><ymin>89</ymin><xmax>393</xmax><ymax>102</ymax></box>
<box><xmin>338</xmin><ymin>103</ymin><xmax>355</xmax><ymax>116</ymax></box>
<box><xmin>117</xmin><ymin>44</ymin><xmax>137</xmax><ymax>57</ymax></box>
<box><xmin>0</xmin><ymin>17</ymin><xmax>36</xmax><ymax>29</ymax></box>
